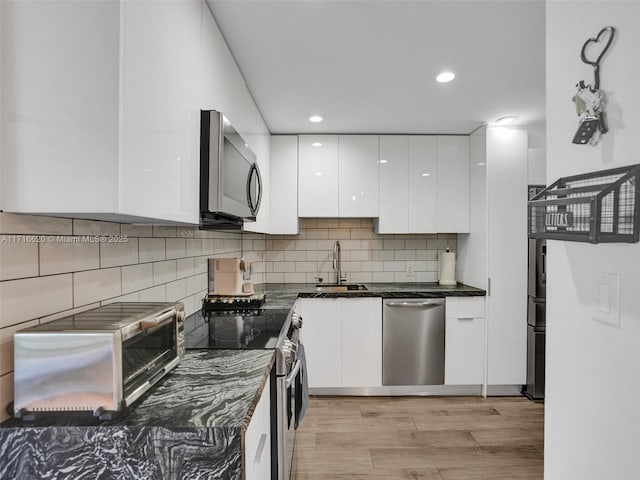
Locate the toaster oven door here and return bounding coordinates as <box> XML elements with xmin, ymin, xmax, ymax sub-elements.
<box><xmin>122</xmin><ymin>318</ymin><xmax>179</xmax><ymax>403</ymax></box>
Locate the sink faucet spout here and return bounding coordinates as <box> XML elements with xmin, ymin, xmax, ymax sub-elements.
<box><xmin>333</xmin><ymin>241</ymin><xmax>343</xmax><ymax>284</ymax></box>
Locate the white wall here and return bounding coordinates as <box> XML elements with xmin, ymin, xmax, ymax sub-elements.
<box><xmin>546</xmin><ymin>2</ymin><xmax>640</xmax><ymax>479</ymax></box>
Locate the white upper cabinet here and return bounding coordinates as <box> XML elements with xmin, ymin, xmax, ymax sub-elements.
<box><xmin>378</xmin><ymin>136</ymin><xmax>409</xmax><ymax>233</ymax></box>
<box><xmin>436</xmin><ymin>136</ymin><xmax>470</xmax><ymax>232</ymax></box>
<box><xmin>298</xmin><ymin>136</ymin><xmax>339</xmax><ymax>217</ymax></box>
<box><xmin>1</xmin><ymin>0</ymin><xmax>269</xmax><ymax>226</ymax></box>
<box><xmin>338</xmin><ymin>136</ymin><xmax>379</xmax><ymax>217</ymax></box>
<box><xmin>119</xmin><ymin>0</ymin><xmax>201</xmax><ymax>223</ymax></box>
<box><xmin>409</xmin><ymin>136</ymin><xmax>438</xmax><ymax>232</ymax></box>
<box><xmin>377</xmin><ymin>135</ymin><xmax>467</xmax><ymax>233</ymax></box>
<box><xmin>270</xmin><ymin>136</ymin><xmax>299</xmax><ymax>234</ymax></box>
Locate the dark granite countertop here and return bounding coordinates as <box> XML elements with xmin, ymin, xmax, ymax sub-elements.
<box><xmin>255</xmin><ymin>282</ymin><xmax>485</xmax><ymax>308</ymax></box>
<box><xmin>0</xmin><ymin>350</ymin><xmax>274</xmax><ymax>479</ymax></box>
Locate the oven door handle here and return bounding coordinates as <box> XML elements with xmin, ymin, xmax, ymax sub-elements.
<box><xmin>285</xmin><ymin>359</ymin><xmax>302</xmax><ymax>388</ymax></box>
<box><xmin>139</xmin><ymin>308</ymin><xmax>177</xmax><ymax>331</ymax></box>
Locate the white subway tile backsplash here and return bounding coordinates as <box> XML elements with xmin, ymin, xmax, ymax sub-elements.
<box><xmin>340</xmin><ymin>240</ymin><xmax>362</xmax><ymax>250</ymax></box>
<box><xmin>273</xmin><ymin>239</ymin><xmax>295</xmax><ymax>251</ymax></box>
<box><xmin>166</xmin><ymin>279</ymin><xmax>187</xmax><ymax>301</ymax></box>
<box><xmin>306</xmin><ymin>250</ymin><xmax>330</xmax><ymax>262</ymax></box>
<box><xmin>122</xmin><ymin>263</ymin><xmax>154</xmax><ymax>294</ymax></box>
<box><xmin>195</xmin><ymin>257</ymin><xmax>208</xmax><ymax>274</ymax></box>
<box><xmin>284</xmin><ymin>251</ymin><xmax>306</xmax><ymax>262</ymax></box>
<box><xmin>383</xmin><ymin>261</ymin><xmax>406</xmax><ymax>272</ymax></box>
<box><xmin>351</xmin><ymin>250</ymin><xmax>372</xmax><ymax>261</ymax></box>
<box><xmin>139</xmin><ymin>238</ymin><xmax>166</xmax><ymax>263</ymax></box>
<box><xmin>73</xmin><ymin>268</ymin><xmax>121</xmax><ymax>307</ymax></box>
<box><xmin>139</xmin><ymin>285</ymin><xmax>166</xmax><ymax>302</ymax></box>
<box><xmin>316</xmin><ymin>219</ymin><xmax>340</xmax><ymax>228</ymax></box>
<box><xmin>186</xmin><ymin>238</ymin><xmax>202</xmax><ymax>257</ymax></box>
<box><xmin>328</xmin><ymin>229</ymin><xmax>350</xmax><ymax>240</ymax></box>
<box><xmin>395</xmin><ymin>250</ymin><xmax>416</xmax><ymax>261</ymax></box>
<box><xmin>39</xmin><ymin>238</ymin><xmax>100</xmax><ymax>275</ymax></box>
<box><xmin>177</xmin><ymin>258</ymin><xmax>196</xmax><ymax>279</ymax></box>
<box><xmin>186</xmin><ymin>275</ymin><xmax>202</xmax><ymax>296</ymax></box>
<box><xmin>372</xmin><ymin>250</ymin><xmax>395</xmax><ymax>261</ymax></box>
<box><xmin>362</xmin><ymin>239</ymin><xmax>384</xmax><ymax>250</ymax></box>
<box><xmin>166</xmin><ymin>238</ymin><xmax>186</xmax><ymax>260</ymax></box>
<box><xmin>273</xmin><ymin>262</ymin><xmax>295</xmax><ymax>273</ymax></box>
<box><xmin>350</xmin><ymin>229</ymin><xmax>373</xmax><ymax>240</ymax></box>
<box><xmin>100</xmin><ymin>238</ymin><xmax>139</xmax><ymax>268</ymax></box>
<box><xmin>102</xmin><ymin>292</ymin><xmax>140</xmax><ymax>304</ymax></box>
<box><xmin>176</xmin><ymin>226</ymin><xmax>196</xmax><ymax>239</ymax></box>
<box><xmin>295</xmin><ymin>262</ymin><xmax>317</xmax><ymax>273</ymax></box>
<box><xmin>73</xmin><ymin>219</ymin><xmax>120</xmax><ymax>236</ymax></box>
<box><xmin>40</xmin><ymin>303</ymin><xmax>102</xmax><ymax>324</ymax></box>
<box><xmin>427</xmin><ymin>261</ymin><xmax>439</xmax><ymax>271</ymax></box>
<box><xmin>417</xmin><ymin>272</ymin><xmax>438</xmax><ymax>282</ymax></box>
<box><xmin>369</xmin><ymin>261</ymin><xmax>384</xmax><ymax>272</ymax></box>
<box><xmin>120</xmin><ymin>224</ymin><xmax>153</xmax><ymax>237</ymax></box>
<box><xmin>296</xmin><ymin>240</ymin><xmax>317</xmax><ymax>250</ymax></box>
<box><xmin>305</xmin><ymin>229</ymin><xmax>328</xmax><ymax>240</ymax></box>
<box><xmin>372</xmin><ymin>272</ymin><xmax>394</xmax><ymax>282</ymax></box>
<box><xmin>0</xmin><ymin>274</ymin><xmax>73</xmax><ymax>327</ymax></box>
<box><xmin>383</xmin><ymin>239</ymin><xmax>404</xmax><ymax>249</ymax></box>
<box><xmin>284</xmin><ymin>272</ymin><xmax>306</xmax><ymax>283</ymax></box>
<box><xmin>341</xmin><ymin>261</ymin><xmax>362</xmax><ymax>272</ymax></box>
<box><xmin>0</xmin><ymin>372</ymin><xmax>14</xmax><ymax>423</ymax></box>
<box><xmin>266</xmin><ymin>273</ymin><xmax>285</xmax><ymax>283</ymax></box>
<box><xmin>427</xmin><ymin>239</ymin><xmax>451</xmax><ymax>250</ymax></box>
<box><xmin>395</xmin><ymin>272</ymin><xmax>417</xmax><ymax>282</ymax></box>
<box><xmin>349</xmin><ymin>272</ymin><xmax>373</xmax><ymax>283</ymax></box>
<box><xmin>153</xmin><ymin>260</ymin><xmax>177</xmax><ymax>285</ymax></box>
<box><xmin>416</xmin><ymin>250</ymin><xmax>438</xmax><ymax>261</ymax></box>
<box><xmin>153</xmin><ymin>225</ymin><xmax>177</xmax><ymax>237</ymax></box>
<box><xmin>405</xmin><ymin>239</ymin><xmax>427</xmax><ymax>249</ymax></box>
<box><xmin>0</xmin><ymin>239</ymin><xmax>39</xmax><ymax>280</ymax></box>
<box><xmin>202</xmin><ymin>239</ymin><xmax>215</xmax><ymax>255</ymax></box>
<box><xmin>0</xmin><ymin>213</ymin><xmax>72</xmax><ymax>235</ymax></box>
<box><xmin>338</xmin><ymin>219</ymin><xmax>362</xmax><ymax>228</ymax></box>
<box><xmin>300</xmin><ymin>219</ymin><xmax>317</xmax><ymax>228</ymax></box>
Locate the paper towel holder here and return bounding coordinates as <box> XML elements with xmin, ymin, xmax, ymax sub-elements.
<box><xmin>438</xmin><ymin>247</ymin><xmax>457</xmax><ymax>286</ymax></box>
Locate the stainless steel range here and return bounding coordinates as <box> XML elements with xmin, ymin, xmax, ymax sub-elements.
<box><xmin>186</xmin><ymin>299</ymin><xmax>304</xmax><ymax>480</ymax></box>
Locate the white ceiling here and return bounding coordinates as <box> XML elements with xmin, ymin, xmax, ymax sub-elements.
<box><xmin>207</xmin><ymin>0</ymin><xmax>545</xmax><ymax>135</ymax></box>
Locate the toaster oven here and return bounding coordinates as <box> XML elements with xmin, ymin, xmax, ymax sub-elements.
<box><xmin>13</xmin><ymin>302</ymin><xmax>185</xmax><ymax>419</ymax></box>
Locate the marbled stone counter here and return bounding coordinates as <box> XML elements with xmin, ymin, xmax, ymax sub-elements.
<box><xmin>258</xmin><ymin>282</ymin><xmax>485</xmax><ymax>302</ymax></box>
<box><xmin>0</xmin><ymin>349</ymin><xmax>275</xmax><ymax>479</ymax></box>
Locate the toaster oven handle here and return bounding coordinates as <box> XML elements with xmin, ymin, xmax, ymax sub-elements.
<box><xmin>139</xmin><ymin>308</ymin><xmax>178</xmax><ymax>330</ymax></box>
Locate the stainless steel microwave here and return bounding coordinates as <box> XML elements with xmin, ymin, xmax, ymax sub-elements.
<box><xmin>13</xmin><ymin>302</ymin><xmax>185</xmax><ymax>420</ymax></box>
<box><xmin>200</xmin><ymin>110</ymin><xmax>262</xmax><ymax>229</ymax></box>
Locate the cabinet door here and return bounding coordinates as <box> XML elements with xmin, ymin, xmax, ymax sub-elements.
<box><xmin>119</xmin><ymin>0</ymin><xmax>201</xmax><ymax>223</ymax></box>
<box><xmin>436</xmin><ymin>136</ymin><xmax>470</xmax><ymax>232</ymax></box>
<box><xmin>244</xmin><ymin>378</ymin><xmax>271</xmax><ymax>480</ymax></box>
<box><xmin>298</xmin><ymin>136</ymin><xmax>339</xmax><ymax>217</ymax></box>
<box><xmin>341</xmin><ymin>298</ymin><xmax>382</xmax><ymax>387</ymax></box>
<box><xmin>338</xmin><ymin>136</ymin><xmax>379</xmax><ymax>217</ymax></box>
<box><xmin>270</xmin><ymin>136</ymin><xmax>299</xmax><ymax>234</ymax></box>
<box><xmin>299</xmin><ymin>298</ymin><xmax>342</xmax><ymax>388</ymax></box>
<box><xmin>378</xmin><ymin>136</ymin><xmax>409</xmax><ymax>233</ymax></box>
<box><xmin>444</xmin><ymin>297</ymin><xmax>485</xmax><ymax>385</ymax></box>
<box><xmin>409</xmin><ymin>136</ymin><xmax>438</xmax><ymax>233</ymax></box>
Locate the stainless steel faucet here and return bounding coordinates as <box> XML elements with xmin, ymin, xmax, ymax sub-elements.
<box><xmin>333</xmin><ymin>241</ymin><xmax>343</xmax><ymax>284</ymax></box>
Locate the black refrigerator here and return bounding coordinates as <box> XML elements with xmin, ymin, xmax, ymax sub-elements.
<box><xmin>525</xmin><ymin>185</ymin><xmax>546</xmax><ymax>400</ymax></box>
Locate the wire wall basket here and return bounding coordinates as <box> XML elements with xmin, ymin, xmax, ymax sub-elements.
<box><xmin>528</xmin><ymin>164</ymin><xmax>640</xmax><ymax>243</ymax></box>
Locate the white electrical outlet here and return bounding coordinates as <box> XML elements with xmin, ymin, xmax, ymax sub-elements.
<box><xmin>592</xmin><ymin>272</ymin><xmax>620</xmax><ymax>327</ymax></box>
<box><xmin>406</xmin><ymin>262</ymin><xmax>415</xmax><ymax>276</ymax></box>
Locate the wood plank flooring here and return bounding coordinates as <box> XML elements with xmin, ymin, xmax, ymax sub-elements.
<box><xmin>292</xmin><ymin>396</ymin><xmax>543</xmax><ymax>480</ymax></box>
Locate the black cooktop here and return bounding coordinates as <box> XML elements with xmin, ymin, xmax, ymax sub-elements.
<box><xmin>186</xmin><ymin>308</ymin><xmax>291</xmax><ymax>349</ymax></box>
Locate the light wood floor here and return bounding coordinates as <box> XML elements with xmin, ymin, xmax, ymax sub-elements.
<box><xmin>292</xmin><ymin>396</ymin><xmax>544</xmax><ymax>480</ymax></box>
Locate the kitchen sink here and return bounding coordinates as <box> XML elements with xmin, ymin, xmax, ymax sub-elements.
<box><xmin>315</xmin><ymin>284</ymin><xmax>368</xmax><ymax>293</ymax></box>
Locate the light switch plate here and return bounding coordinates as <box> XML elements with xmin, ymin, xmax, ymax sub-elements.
<box><xmin>592</xmin><ymin>272</ymin><xmax>620</xmax><ymax>328</ymax></box>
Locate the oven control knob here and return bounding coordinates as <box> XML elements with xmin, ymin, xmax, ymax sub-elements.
<box><xmin>291</xmin><ymin>313</ymin><xmax>303</xmax><ymax>329</ymax></box>
<box><xmin>282</xmin><ymin>339</ymin><xmax>296</xmax><ymax>364</ymax></box>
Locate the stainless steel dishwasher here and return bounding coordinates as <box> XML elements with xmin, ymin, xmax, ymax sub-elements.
<box><xmin>382</xmin><ymin>298</ymin><xmax>445</xmax><ymax>385</ymax></box>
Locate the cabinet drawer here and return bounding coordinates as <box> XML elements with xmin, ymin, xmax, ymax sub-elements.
<box><xmin>244</xmin><ymin>379</ymin><xmax>271</xmax><ymax>480</ymax></box>
<box><xmin>445</xmin><ymin>297</ymin><xmax>485</xmax><ymax>319</ymax></box>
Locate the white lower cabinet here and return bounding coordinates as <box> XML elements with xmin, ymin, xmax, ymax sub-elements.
<box><xmin>244</xmin><ymin>377</ymin><xmax>271</xmax><ymax>480</ymax></box>
<box><xmin>444</xmin><ymin>297</ymin><xmax>485</xmax><ymax>385</ymax></box>
<box><xmin>299</xmin><ymin>297</ymin><xmax>382</xmax><ymax>389</ymax></box>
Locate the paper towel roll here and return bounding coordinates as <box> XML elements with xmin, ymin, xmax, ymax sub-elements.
<box><xmin>438</xmin><ymin>251</ymin><xmax>457</xmax><ymax>286</ymax></box>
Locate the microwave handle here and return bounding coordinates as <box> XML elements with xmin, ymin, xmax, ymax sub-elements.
<box><xmin>247</xmin><ymin>162</ymin><xmax>262</xmax><ymax>217</ymax></box>
<box><xmin>139</xmin><ymin>308</ymin><xmax>177</xmax><ymax>330</ymax></box>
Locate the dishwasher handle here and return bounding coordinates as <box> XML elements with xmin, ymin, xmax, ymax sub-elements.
<box><xmin>385</xmin><ymin>300</ymin><xmax>444</xmax><ymax>308</ymax></box>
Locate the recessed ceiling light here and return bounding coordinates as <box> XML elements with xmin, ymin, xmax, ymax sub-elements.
<box><xmin>436</xmin><ymin>71</ymin><xmax>455</xmax><ymax>83</ymax></box>
<box><xmin>312</xmin><ymin>142</ymin><xmax>323</xmax><ymax>147</ymax></box>
<box><xmin>477</xmin><ymin>162</ymin><xmax>486</xmax><ymax>166</ymax></box>
<box><xmin>494</xmin><ymin>115</ymin><xmax>519</xmax><ymax>126</ymax></box>
<box><xmin>309</xmin><ymin>115</ymin><xmax>323</xmax><ymax>123</ymax></box>
<box><xmin>378</xmin><ymin>159</ymin><xmax>388</xmax><ymax>164</ymax></box>
<box><xmin>422</xmin><ymin>173</ymin><xmax>431</xmax><ymax>177</ymax></box>
<box><xmin>315</xmin><ymin>172</ymin><xmax>323</xmax><ymax>176</ymax></box>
